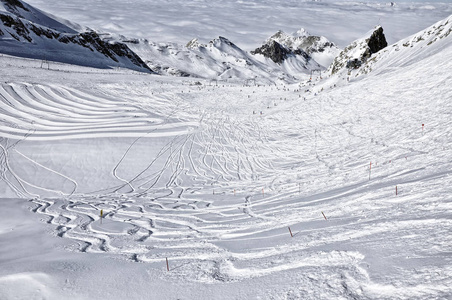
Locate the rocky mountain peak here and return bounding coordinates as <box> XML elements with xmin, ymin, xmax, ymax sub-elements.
<box><xmin>253</xmin><ymin>28</ymin><xmax>340</xmax><ymax>68</ymax></box>
<box><xmin>0</xmin><ymin>5</ymin><xmax>152</xmax><ymax>72</ymax></box>
<box><xmin>186</xmin><ymin>38</ymin><xmax>202</xmax><ymax>49</ymax></box>
<box><xmin>366</xmin><ymin>26</ymin><xmax>388</xmax><ymax>54</ymax></box>
<box><xmin>328</xmin><ymin>25</ymin><xmax>388</xmax><ymax>75</ymax></box>
<box><xmin>1</xmin><ymin>0</ymin><xmax>29</xmax><ymax>13</ymax></box>
<box><xmin>294</xmin><ymin>28</ymin><xmax>310</xmax><ymax>38</ymax></box>
<box><xmin>251</xmin><ymin>40</ymin><xmax>293</xmax><ymax>64</ymax></box>
<box><xmin>210</xmin><ymin>36</ymin><xmax>238</xmax><ymax>48</ymax></box>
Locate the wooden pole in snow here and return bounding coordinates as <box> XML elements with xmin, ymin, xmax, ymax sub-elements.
<box><xmin>288</xmin><ymin>227</ymin><xmax>293</xmax><ymax>238</ymax></box>
<box><xmin>166</xmin><ymin>257</ymin><xmax>169</xmax><ymax>271</ymax></box>
<box><xmin>322</xmin><ymin>211</ymin><xmax>328</xmax><ymax>220</ymax></box>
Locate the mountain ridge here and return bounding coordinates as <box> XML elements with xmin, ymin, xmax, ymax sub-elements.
<box><xmin>1</xmin><ymin>0</ymin><xmax>451</xmax><ymax>85</ymax></box>
<box><xmin>0</xmin><ymin>0</ymin><xmax>152</xmax><ymax>72</ymax></box>
<box><xmin>260</xmin><ymin>28</ymin><xmax>340</xmax><ymax>68</ymax></box>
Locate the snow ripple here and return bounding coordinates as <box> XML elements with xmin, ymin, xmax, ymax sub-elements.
<box><xmin>0</xmin><ymin>83</ymin><xmax>197</xmax><ymax>140</ymax></box>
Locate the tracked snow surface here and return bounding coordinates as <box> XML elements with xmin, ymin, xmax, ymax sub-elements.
<box><xmin>1</xmin><ymin>2</ymin><xmax>452</xmax><ymax>300</ymax></box>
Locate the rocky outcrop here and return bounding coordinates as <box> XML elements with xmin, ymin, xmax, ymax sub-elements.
<box><xmin>0</xmin><ymin>13</ymin><xmax>32</xmax><ymax>41</ymax></box>
<box><xmin>328</xmin><ymin>26</ymin><xmax>388</xmax><ymax>75</ymax></box>
<box><xmin>254</xmin><ymin>29</ymin><xmax>339</xmax><ymax>67</ymax></box>
<box><xmin>0</xmin><ymin>11</ymin><xmax>151</xmax><ymax>72</ymax></box>
<box><xmin>58</xmin><ymin>31</ymin><xmax>149</xmax><ymax>68</ymax></box>
<box><xmin>367</xmin><ymin>26</ymin><xmax>388</xmax><ymax>55</ymax></box>
<box><xmin>303</xmin><ymin>36</ymin><xmax>336</xmax><ymax>54</ymax></box>
<box><xmin>186</xmin><ymin>38</ymin><xmax>203</xmax><ymax>49</ymax></box>
<box><xmin>1</xmin><ymin>0</ymin><xmax>29</xmax><ymax>14</ymax></box>
<box><xmin>269</xmin><ymin>29</ymin><xmax>337</xmax><ymax>55</ymax></box>
<box><xmin>212</xmin><ymin>36</ymin><xmax>238</xmax><ymax>48</ymax></box>
<box><xmin>252</xmin><ymin>40</ymin><xmax>289</xmax><ymax>64</ymax></box>
<box><xmin>1</xmin><ymin>0</ymin><xmax>77</xmax><ymax>33</ymax></box>
<box><xmin>251</xmin><ymin>40</ymin><xmax>308</xmax><ymax>64</ymax></box>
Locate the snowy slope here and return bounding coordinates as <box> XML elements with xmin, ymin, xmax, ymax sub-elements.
<box><xmin>0</xmin><ymin>0</ymin><xmax>151</xmax><ymax>72</ymax></box>
<box><xmin>0</xmin><ymin>8</ymin><xmax>452</xmax><ymax>300</ymax></box>
<box><xmin>327</xmin><ymin>25</ymin><xmax>388</xmax><ymax>76</ymax></box>
<box><xmin>0</xmin><ymin>0</ymin><xmax>78</xmax><ymax>33</ymax></box>
<box><xmin>327</xmin><ymin>14</ymin><xmax>452</xmax><ymax>82</ymax></box>
<box><xmin>349</xmin><ymin>14</ymin><xmax>452</xmax><ymax>78</ymax></box>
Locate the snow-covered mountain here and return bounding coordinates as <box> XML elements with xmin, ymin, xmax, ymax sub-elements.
<box><xmin>0</xmin><ymin>0</ymin><xmax>79</xmax><ymax>33</ymax></box>
<box><xmin>123</xmin><ymin>36</ymin><xmax>274</xmax><ymax>81</ymax></box>
<box><xmin>258</xmin><ymin>28</ymin><xmax>341</xmax><ymax>68</ymax></box>
<box><xmin>346</xmin><ymin>15</ymin><xmax>452</xmax><ymax>79</ymax></box>
<box><xmin>325</xmin><ymin>14</ymin><xmax>452</xmax><ymax>84</ymax></box>
<box><xmin>120</xmin><ymin>35</ymin><xmax>321</xmax><ymax>83</ymax></box>
<box><xmin>327</xmin><ymin>25</ymin><xmax>388</xmax><ymax>76</ymax></box>
<box><xmin>0</xmin><ymin>0</ymin><xmax>151</xmax><ymax>72</ymax></box>
<box><xmin>0</xmin><ymin>0</ymin><xmax>330</xmax><ymax>82</ymax></box>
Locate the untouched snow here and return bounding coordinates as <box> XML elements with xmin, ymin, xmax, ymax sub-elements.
<box><xmin>1</xmin><ymin>2</ymin><xmax>452</xmax><ymax>300</ymax></box>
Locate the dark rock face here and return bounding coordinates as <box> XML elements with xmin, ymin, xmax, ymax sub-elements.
<box><xmin>293</xmin><ymin>48</ymin><xmax>310</xmax><ymax>60</ymax></box>
<box><xmin>0</xmin><ymin>12</ymin><xmax>151</xmax><ymax>72</ymax></box>
<box><xmin>252</xmin><ymin>38</ymin><xmax>311</xmax><ymax>64</ymax></box>
<box><xmin>58</xmin><ymin>31</ymin><xmax>151</xmax><ymax>70</ymax></box>
<box><xmin>251</xmin><ymin>40</ymin><xmax>291</xmax><ymax>64</ymax></box>
<box><xmin>216</xmin><ymin>36</ymin><xmax>238</xmax><ymax>48</ymax></box>
<box><xmin>30</xmin><ymin>23</ymin><xmax>60</xmax><ymax>39</ymax></box>
<box><xmin>0</xmin><ymin>13</ymin><xmax>31</xmax><ymax>41</ymax></box>
<box><xmin>108</xmin><ymin>39</ymin><xmax>151</xmax><ymax>68</ymax></box>
<box><xmin>153</xmin><ymin>65</ymin><xmax>191</xmax><ymax>77</ymax></box>
<box><xmin>367</xmin><ymin>27</ymin><xmax>388</xmax><ymax>56</ymax></box>
<box><xmin>1</xmin><ymin>13</ymin><xmax>62</xmax><ymax>41</ymax></box>
<box><xmin>1</xmin><ymin>0</ymin><xmax>29</xmax><ymax>12</ymax></box>
<box><xmin>346</xmin><ymin>58</ymin><xmax>362</xmax><ymax>69</ymax></box>
<box><xmin>303</xmin><ymin>36</ymin><xmax>335</xmax><ymax>54</ymax></box>
<box><xmin>329</xmin><ymin>26</ymin><xmax>388</xmax><ymax>74</ymax></box>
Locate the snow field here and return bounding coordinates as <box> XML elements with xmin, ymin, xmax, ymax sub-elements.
<box><xmin>1</xmin><ymin>34</ymin><xmax>452</xmax><ymax>299</ymax></box>
<box><xmin>0</xmin><ymin>82</ymin><xmax>197</xmax><ymax>140</ymax></box>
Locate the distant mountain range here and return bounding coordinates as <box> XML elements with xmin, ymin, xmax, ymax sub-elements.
<box><xmin>0</xmin><ymin>0</ymin><xmax>336</xmax><ymax>82</ymax></box>
<box><xmin>1</xmin><ymin>0</ymin><xmax>451</xmax><ymax>83</ymax></box>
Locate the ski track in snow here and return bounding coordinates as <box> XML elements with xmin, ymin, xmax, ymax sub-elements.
<box><xmin>1</xmin><ymin>49</ymin><xmax>452</xmax><ymax>299</ymax></box>
<box><xmin>0</xmin><ymin>82</ymin><xmax>197</xmax><ymax>140</ymax></box>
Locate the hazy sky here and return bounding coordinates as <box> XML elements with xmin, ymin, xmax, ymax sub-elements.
<box><xmin>25</xmin><ymin>0</ymin><xmax>452</xmax><ymax>49</ymax></box>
